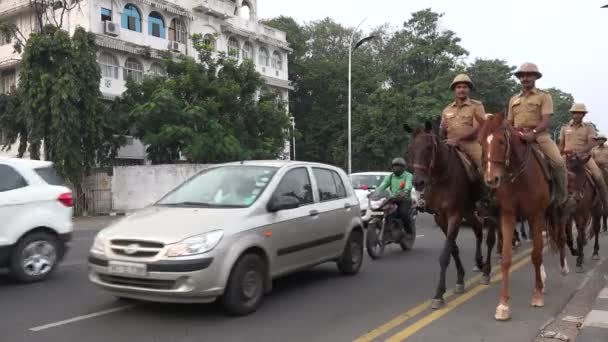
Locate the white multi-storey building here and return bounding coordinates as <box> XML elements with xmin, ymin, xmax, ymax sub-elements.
<box><xmin>0</xmin><ymin>0</ymin><xmax>292</xmax><ymax>162</ymax></box>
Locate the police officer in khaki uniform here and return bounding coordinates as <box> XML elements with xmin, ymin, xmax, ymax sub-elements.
<box><xmin>560</xmin><ymin>104</ymin><xmax>608</xmax><ymax>207</ymax></box>
<box><xmin>508</xmin><ymin>63</ymin><xmax>567</xmax><ymax>205</ymax></box>
<box><xmin>591</xmin><ymin>134</ymin><xmax>608</xmax><ymax>176</ymax></box>
<box><xmin>439</xmin><ymin>74</ymin><xmax>485</xmax><ymax>172</ymax></box>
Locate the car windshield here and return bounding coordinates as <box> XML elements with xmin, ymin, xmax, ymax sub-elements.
<box><xmin>157</xmin><ymin>166</ymin><xmax>278</xmax><ymax>208</ymax></box>
<box><xmin>35</xmin><ymin>166</ymin><xmax>65</xmax><ymax>185</ymax></box>
<box><xmin>350</xmin><ymin>174</ymin><xmax>387</xmax><ymax>190</ymax></box>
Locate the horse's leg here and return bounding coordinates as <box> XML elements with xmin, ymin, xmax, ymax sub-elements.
<box><xmin>565</xmin><ymin>217</ymin><xmax>577</xmax><ymax>256</ymax></box>
<box><xmin>432</xmin><ymin>212</ymin><xmax>463</xmax><ymax>309</ymax></box>
<box><xmin>468</xmin><ymin>213</ymin><xmax>484</xmax><ymax>272</ymax></box>
<box><xmin>603</xmin><ymin>213</ymin><xmax>608</xmax><ymax>233</ymax></box>
<box><xmin>529</xmin><ymin>213</ymin><xmax>545</xmax><ymax>307</ymax></box>
<box><xmin>513</xmin><ymin>225</ymin><xmax>521</xmax><ymax>249</ymax></box>
<box><xmin>495</xmin><ymin>210</ymin><xmax>515</xmax><ymax>321</ymax></box>
<box><xmin>575</xmin><ymin>214</ymin><xmax>587</xmax><ymax>273</ymax></box>
<box><xmin>481</xmin><ymin>219</ymin><xmax>496</xmax><ymax>285</ymax></box>
<box><xmin>592</xmin><ymin>213</ymin><xmax>601</xmax><ymax>260</ymax></box>
<box><xmin>496</xmin><ymin>226</ymin><xmax>503</xmax><ymax>258</ymax></box>
<box><xmin>520</xmin><ymin>219</ymin><xmax>529</xmax><ymax>241</ymax></box>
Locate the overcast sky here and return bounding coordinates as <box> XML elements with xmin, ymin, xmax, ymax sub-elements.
<box><xmin>258</xmin><ymin>0</ymin><xmax>608</xmax><ymax>132</ymax></box>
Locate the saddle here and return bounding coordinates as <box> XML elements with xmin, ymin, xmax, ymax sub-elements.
<box><xmin>530</xmin><ymin>144</ymin><xmax>558</xmax><ymax>205</ymax></box>
<box><xmin>453</xmin><ymin>146</ymin><xmax>479</xmax><ymax>183</ymax></box>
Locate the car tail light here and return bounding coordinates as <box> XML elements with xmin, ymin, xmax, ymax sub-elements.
<box><xmin>58</xmin><ymin>193</ymin><xmax>73</xmax><ymax>207</ymax></box>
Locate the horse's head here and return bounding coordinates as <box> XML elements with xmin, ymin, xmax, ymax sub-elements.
<box><xmin>406</xmin><ymin>121</ymin><xmax>439</xmax><ymax>192</ymax></box>
<box><xmin>565</xmin><ymin>153</ymin><xmax>591</xmax><ymax>202</ymax></box>
<box><xmin>478</xmin><ymin>113</ymin><xmax>511</xmax><ymax>188</ymax></box>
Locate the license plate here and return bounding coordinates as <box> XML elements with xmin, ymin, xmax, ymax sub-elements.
<box><xmin>108</xmin><ymin>261</ymin><xmax>147</xmax><ymax>276</ymax></box>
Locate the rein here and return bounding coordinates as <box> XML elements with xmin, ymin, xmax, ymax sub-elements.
<box><xmin>412</xmin><ymin>133</ymin><xmax>451</xmax><ymax>185</ymax></box>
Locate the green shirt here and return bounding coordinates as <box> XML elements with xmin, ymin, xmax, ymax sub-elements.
<box><xmin>377</xmin><ymin>172</ymin><xmax>413</xmax><ymax>195</ymax></box>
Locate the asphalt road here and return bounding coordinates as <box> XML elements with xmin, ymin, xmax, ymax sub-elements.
<box><xmin>1</xmin><ymin>215</ymin><xmax>606</xmax><ymax>342</ymax></box>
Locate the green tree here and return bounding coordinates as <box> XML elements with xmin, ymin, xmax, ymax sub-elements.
<box><xmin>466</xmin><ymin>58</ymin><xmax>518</xmax><ymax>113</ymax></box>
<box><xmin>120</xmin><ymin>34</ymin><xmax>288</xmax><ymax>164</ymax></box>
<box><xmin>545</xmin><ymin>87</ymin><xmax>574</xmax><ymax>139</ymax></box>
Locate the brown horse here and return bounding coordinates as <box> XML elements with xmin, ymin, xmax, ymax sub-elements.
<box><xmin>478</xmin><ymin>113</ymin><xmax>567</xmax><ymax>321</ymax></box>
<box><xmin>564</xmin><ymin>154</ymin><xmax>603</xmax><ymax>271</ymax></box>
<box><xmin>408</xmin><ymin>122</ymin><xmax>496</xmax><ymax>309</ymax></box>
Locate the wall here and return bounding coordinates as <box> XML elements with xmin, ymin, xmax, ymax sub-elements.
<box><xmin>111</xmin><ymin>163</ymin><xmax>211</xmax><ymax>211</ymax></box>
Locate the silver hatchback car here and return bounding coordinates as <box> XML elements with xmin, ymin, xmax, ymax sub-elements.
<box><xmin>89</xmin><ymin>161</ymin><xmax>364</xmax><ymax>315</ymax></box>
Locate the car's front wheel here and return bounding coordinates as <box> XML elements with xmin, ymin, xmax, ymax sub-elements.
<box><xmin>337</xmin><ymin>230</ymin><xmax>364</xmax><ymax>275</ymax></box>
<box><xmin>9</xmin><ymin>232</ymin><xmax>60</xmax><ymax>283</ymax></box>
<box><xmin>222</xmin><ymin>253</ymin><xmax>266</xmax><ymax>316</ymax></box>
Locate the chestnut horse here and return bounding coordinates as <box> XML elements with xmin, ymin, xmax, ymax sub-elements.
<box><xmin>564</xmin><ymin>154</ymin><xmax>603</xmax><ymax>271</ymax></box>
<box><xmin>478</xmin><ymin>113</ymin><xmax>567</xmax><ymax>321</ymax></box>
<box><xmin>408</xmin><ymin>122</ymin><xmax>496</xmax><ymax>309</ymax></box>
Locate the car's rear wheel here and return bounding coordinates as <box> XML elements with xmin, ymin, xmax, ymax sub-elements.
<box><xmin>222</xmin><ymin>253</ymin><xmax>266</xmax><ymax>316</ymax></box>
<box><xmin>337</xmin><ymin>230</ymin><xmax>363</xmax><ymax>275</ymax></box>
<box><xmin>9</xmin><ymin>232</ymin><xmax>59</xmax><ymax>283</ymax></box>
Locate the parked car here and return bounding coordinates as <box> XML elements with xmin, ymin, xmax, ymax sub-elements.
<box><xmin>0</xmin><ymin>158</ymin><xmax>73</xmax><ymax>282</ymax></box>
<box><xmin>89</xmin><ymin>161</ymin><xmax>364</xmax><ymax>316</ymax></box>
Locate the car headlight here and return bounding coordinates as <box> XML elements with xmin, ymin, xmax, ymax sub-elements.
<box><xmin>90</xmin><ymin>233</ymin><xmax>106</xmax><ymax>256</ymax></box>
<box><xmin>165</xmin><ymin>230</ymin><xmax>224</xmax><ymax>258</ymax></box>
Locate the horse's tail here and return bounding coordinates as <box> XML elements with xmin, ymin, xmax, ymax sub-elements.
<box><xmin>545</xmin><ymin>206</ymin><xmax>563</xmax><ymax>252</ymax></box>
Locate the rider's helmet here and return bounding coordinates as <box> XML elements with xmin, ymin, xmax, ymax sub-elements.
<box><xmin>514</xmin><ymin>62</ymin><xmax>542</xmax><ymax>79</ymax></box>
<box><xmin>392</xmin><ymin>157</ymin><xmax>406</xmax><ymax>167</ymax></box>
<box><xmin>569</xmin><ymin>103</ymin><xmax>588</xmax><ymax>114</ymax></box>
<box><xmin>450</xmin><ymin>74</ymin><xmax>474</xmax><ymax>90</ymax></box>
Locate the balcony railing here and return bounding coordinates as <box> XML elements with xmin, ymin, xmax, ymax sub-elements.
<box><xmin>193</xmin><ymin>0</ymin><xmax>236</xmax><ymax>19</ymax></box>
<box><xmin>0</xmin><ymin>0</ymin><xmax>30</xmax><ymax>17</ymax></box>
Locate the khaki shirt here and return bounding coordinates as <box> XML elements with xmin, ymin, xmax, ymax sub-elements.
<box><xmin>440</xmin><ymin>98</ymin><xmax>485</xmax><ymax>139</ymax></box>
<box><xmin>559</xmin><ymin>121</ymin><xmax>596</xmax><ymax>152</ymax></box>
<box><xmin>507</xmin><ymin>88</ymin><xmax>553</xmax><ymax>128</ymax></box>
<box><xmin>592</xmin><ymin>145</ymin><xmax>608</xmax><ymax>168</ymax></box>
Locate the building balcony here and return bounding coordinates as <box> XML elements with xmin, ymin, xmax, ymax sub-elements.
<box><xmin>227</xmin><ymin>17</ymin><xmax>287</xmax><ymax>42</ymax></box>
<box><xmin>0</xmin><ymin>0</ymin><xmax>30</xmax><ymax>17</ymax></box>
<box><xmin>96</xmin><ymin>21</ymin><xmax>187</xmax><ymax>55</ymax></box>
<box><xmin>193</xmin><ymin>0</ymin><xmax>236</xmax><ymax>19</ymax></box>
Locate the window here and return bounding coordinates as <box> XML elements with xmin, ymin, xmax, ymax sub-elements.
<box><xmin>124</xmin><ymin>58</ymin><xmax>143</xmax><ymax>82</ymax></box>
<box><xmin>273</xmin><ymin>168</ymin><xmax>313</xmax><ymax>206</ymax></box>
<box><xmin>203</xmin><ymin>33</ymin><xmax>216</xmax><ymax>50</ymax></box>
<box><xmin>242</xmin><ymin>41</ymin><xmax>253</xmax><ymax>60</ymax></box>
<box><xmin>101</xmin><ymin>8</ymin><xmax>112</xmax><ymax>22</ymax></box>
<box><xmin>332</xmin><ymin>171</ymin><xmax>347</xmax><ymax>198</ymax></box>
<box><xmin>227</xmin><ymin>37</ymin><xmax>240</xmax><ymax>59</ymax></box>
<box><xmin>271</xmin><ymin>51</ymin><xmax>282</xmax><ymax>70</ymax></box>
<box><xmin>148</xmin><ymin>11</ymin><xmax>165</xmax><ymax>38</ymax></box>
<box><xmin>258</xmin><ymin>47</ymin><xmax>269</xmax><ymax>67</ymax></box>
<box><xmin>239</xmin><ymin>2</ymin><xmax>252</xmax><ymax>20</ymax></box>
<box><xmin>34</xmin><ymin>166</ymin><xmax>64</xmax><ymax>186</ymax></box>
<box><xmin>149</xmin><ymin>63</ymin><xmax>166</xmax><ymax>76</ymax></box>
<box><xmin>169</xmin><ymin>19</ymin><xmax>187</xmax><ymax>44</ymax></box>
<box><xmin>0</xmin><ymin>70</ymin><xmax>16</xmax><ymax>94</ymax></box>
<box><xmin>0</xmin><ymin>164</ymin><xmax>27</xmax><ymax>192</ymax></box>
<box><xmin>98</xmin><ymin>52</ymin><xmax>119</xmax><ymax>79</ymax></box>
<box><xmin>121</xmin><ymin>4</ymin><xmax>142</xmax><ymax>32</ymax></box>
<box><xmin>313</xmin><ymin>168</ymin><xmax>345</xmax><ymax>201</ymax></box>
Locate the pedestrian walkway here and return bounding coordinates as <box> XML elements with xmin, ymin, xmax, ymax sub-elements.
<box><xmin>577</xmin><ymin>283</ymin><xmax>608</xmax><ymax>341</ymax></box>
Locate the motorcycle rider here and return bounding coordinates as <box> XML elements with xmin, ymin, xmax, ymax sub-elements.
<box><xmin>376</xmin><ymin>157</ymin><xmax>415</xmax><ymax>232</ymax></box>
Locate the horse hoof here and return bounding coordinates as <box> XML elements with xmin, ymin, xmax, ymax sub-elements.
<box><xmin>480</xmin><ymin>275</ymin><xmax>491</xmax><ymax>285</ymax></box>
<box><xmin>472</xmin><ymin>265</ymin><xmax>481</xmax><ymax>272</ymax></box>
<box><xmin>454</xmin><ymin>284</ymin><xmax>465</xmax><ymax>294</ymax></box>
<box><xmin>592</xmin><ymin>254</ymin><xmax>600</xmax><ymax>260</ymax></box>
<box><xmin>494</xmin><ymin>304</ymin><xmax>511</xmax><ymax>321</ymax></box>
<box><xmin>431</xmin><ymin>299</ymin><xmax>445</xmax><ymax>310</ymax></box>
<box><xmin>530</xmin><ymin>297</ymin><xmax>544</xmax><ymax>308</ymax></box>
<box><xmin>561</xmin><ymin>264</ymin><xmax>570</xmax><ymax>276</ymax></box>
<box><xmin>576</xmin><ymin>266</ymin><xmax>584</xmax><ymax>273</ymax></box>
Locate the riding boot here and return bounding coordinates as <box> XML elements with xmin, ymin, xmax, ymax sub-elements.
<box><xmin>552</xmin><ymin>166</ymin><xmax>569</xmax><ymax>207</ymax></box>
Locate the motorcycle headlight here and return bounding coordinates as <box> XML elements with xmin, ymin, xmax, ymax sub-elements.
<box><xmin>90</xmin><ymin>233</ymin><xmax>107</xmax><ymax>256</ymax></box>
<box><xmin>370</xmin><ymin>200</ymin><xmax>383</xmax><ymax>210</ymax></box>
<box><xmin>166</xmin><ymin>230</ymin><xmax>224</xmax><ymax>257</ymax></box>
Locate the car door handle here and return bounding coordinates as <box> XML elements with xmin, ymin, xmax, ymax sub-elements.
<box><xmin>309</xmin><ymin>210</ymin><xmax>319</xmax><ymax>216</ymax></box>
<box><xmin>344</xmin><ymin>203</ymin><xmax>352</xmax><ymax>209</ymax></box>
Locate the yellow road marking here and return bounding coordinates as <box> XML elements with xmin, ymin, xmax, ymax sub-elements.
<box><xmin>384</xmin><ymin>252</ymin><xmax>532</xmax><ymax>342</ymax></box>
<box><xmin>353</xmin><ymin>247</ymin><xmax>533</xmax><ymax>342</ymax></box>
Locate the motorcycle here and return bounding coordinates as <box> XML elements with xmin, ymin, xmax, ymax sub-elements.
<box><xmin>364</xmin><ymin>190</ymin><xmax>417</xmax><ymax>259</ymax></box>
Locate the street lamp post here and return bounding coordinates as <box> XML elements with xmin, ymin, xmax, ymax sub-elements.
<box><xmin>348</xmin><ymin>18</ymin><xmax>376</xmax><ymax>175</ymax></box>
<box><xmin>289</xmin><ymin>116</ymin><xmax>296</xmax><ymax>160</ymax></box>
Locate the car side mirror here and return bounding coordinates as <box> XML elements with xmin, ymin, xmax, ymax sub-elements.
<box><xmin>267</xmin><ymin>195</ymin><xmax>300</xmax><ymax>212</ymax></box>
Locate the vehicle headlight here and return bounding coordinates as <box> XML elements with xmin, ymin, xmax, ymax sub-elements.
<box><xmin>165</xmin><ymin>230</ymin><xmax>224</xmax><ymax>258</ymax></box>
<box><xmin>90</xmin><ymin>233</ymin><xmax>106</xmax><ymax>256</ymax></box>
<box><xmin>370</xmin><ymin>200</ymin><xmax>383</xmax><ymax>211</ymax></box>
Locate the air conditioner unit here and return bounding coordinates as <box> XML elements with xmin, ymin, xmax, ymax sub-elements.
<box><xmin>104</xmin><ymin>21</ymin><xmax>119</xmax><ymax>36</ymax></box>
<box><xmin>168</xmin><ymin>41</ymin><xmax>183</xmax><ymax>53</ymax></box>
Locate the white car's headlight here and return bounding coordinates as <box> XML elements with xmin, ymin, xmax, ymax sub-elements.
<box><xmin>166</xmin><ymin>230</ymin><xmax>224</xmax><ymax>258</ymax></box>
<box><xmin>90</xmin><ymin>233</ymin><xmax>106</xmax><ymax>256</ymax></box>
<box><xmin>370</xmin><ymin>200</ymin><xmax>383</xmax><ymax>211</ymax></box>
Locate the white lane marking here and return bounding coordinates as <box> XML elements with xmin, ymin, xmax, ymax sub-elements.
<box><xmin>583</xmin><ymin>310</ymin><xmax>608</xmax><ymax>328</ymax></box>
<box><xmin>416</xmin><ymin>235</ymin><xmax>425</xmax><ymax>238</ymax></box>
<box><xmin>598</xmin><ymin>287</ymin><xmax>608</xmax><ymax>299</ymax></box>
<box><xmin>29</xmin><ymin>305</ymin><xmax>136</xmax><ymax>332</ymax></box>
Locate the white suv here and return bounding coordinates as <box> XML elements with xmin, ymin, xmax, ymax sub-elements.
<box><xmin>0</xmin><ymin>158</ymin><xmax>73</xmax><ymax>282</ymax></box>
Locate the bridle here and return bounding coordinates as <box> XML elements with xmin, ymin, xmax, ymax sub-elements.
<box><xmin>412</xmin><ymin>133</ymin><xmax>450</xmax><ymax>184</ymax></box>
<box><xmin>483</xmin><ymin>124</ymin><xmax>531</xmax><ymax>183</ymax></box>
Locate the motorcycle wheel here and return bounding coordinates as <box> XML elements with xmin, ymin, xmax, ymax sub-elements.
<box><xmin>400</xmin><ymin>215</ymin><xmax>417</xmax><ymax>251</ymax></box>
<box><xmin>366</xmin><ymin>220</ymin><xmax>385</xmax><ymax>260</ymax></box>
